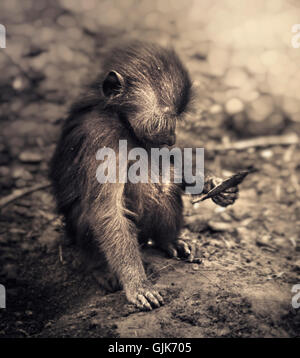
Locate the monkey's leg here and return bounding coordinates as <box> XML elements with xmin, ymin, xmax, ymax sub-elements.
<box><xmin>90</xmin><ymin>196</ymin><xmax>163</xmax><ymax>310</ymax></box>
<box><xmin>151</xmin><ymin>207</ymin><xmax>203</xmax><ymax>264</ymax></box>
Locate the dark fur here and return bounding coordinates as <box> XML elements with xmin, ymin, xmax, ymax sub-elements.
<box><xmin>50</xmin><ymin>41</ymin><xmax>230</xmax><ymax>309</ymax></box>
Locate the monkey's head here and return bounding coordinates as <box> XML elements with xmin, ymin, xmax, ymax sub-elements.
<box><xmin>101</xmin><ymin>41</ymin><xmax>192</xmax><ymax>147</ymax></box>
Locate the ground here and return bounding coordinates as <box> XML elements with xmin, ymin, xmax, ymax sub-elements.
<box><xmin>0</xmin><ymin>0</ymin><xmax>300</xmax><ymax>338</ymax></box>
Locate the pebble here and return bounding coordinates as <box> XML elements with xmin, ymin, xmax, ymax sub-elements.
<box><xmin>9</xmin><ymin>228</ymin><xmax>26</xmax><ymax>235</ymax></box>
<box><xmin>192</xmin><ymin>264</ymin><xmax>200</xmax><ymax>271</ymax></box>
<box><xmin>208</xmin><ymin>221</ymin><xmax>235</xmax><ymax>232</ymax></box>
<box><xmin>19</xmin><ymin>151</ymin><xmax>42</xmax><ymax>163</ymax></box>
<box><xmin>209</xmin><ymin>104</ymin><xmax>223</xmax><ymax>114</ymax></box>
<box><xmin>11</xmin><ymin>166</ymin><xmax>33</xmax><ymax>180</ymax></box>
<box><xmin>260</xmin><ymin>150</ymin><xmax>273</xmax><ymax>160</ymax></box>
<box><xmin>225</xmin><ymin>98</ymin><xmax>244</xmax><ymax>115</ymax></box>
<box><xmin>12</xmin><ymin>76</ymin><xmax>30</xmax><ymax>91</ymax></box>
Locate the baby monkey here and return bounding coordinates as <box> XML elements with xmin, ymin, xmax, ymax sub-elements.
<box><xmin>50</xmin><ymin>41</ymin><xmax>239</xmax><ymax>310</ymax></box>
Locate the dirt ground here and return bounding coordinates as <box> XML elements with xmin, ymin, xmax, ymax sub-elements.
<box><xmin>0</xmin><ymin>1</ymin><xmax>300</xmax><ymax>338</ymax></box>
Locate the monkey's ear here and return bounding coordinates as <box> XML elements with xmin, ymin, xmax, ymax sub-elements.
<box><xmin>102</xmin><ymin>71</ymin><xmax>124</xmax><ymax>98</ymax></box>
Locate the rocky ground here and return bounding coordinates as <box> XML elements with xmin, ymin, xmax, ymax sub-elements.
<box><xmin>0</xmin><ymin>0</ymin><xmax>300</xmax><ymax>338</ymax></box>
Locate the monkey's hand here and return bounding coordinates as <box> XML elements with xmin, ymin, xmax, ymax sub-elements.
<box><xmin>162</xmin><ymin>238</ymin><xmax>203</xmax><ymax>263</ymax></box>
<box><xmin>205</xmin><ymin>177</ymin><xmax>239</xmax><ymax>207</ymax></box>
<box><xmin>124</xmin><ymin>281</ymin><xmax>164</xmax><ymax>311</ymax></box>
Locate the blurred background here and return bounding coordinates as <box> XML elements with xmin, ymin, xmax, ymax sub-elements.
<box><xmin>1</xmin><ymin>0</ymin><xmax>300</xmax><ymax>153</ymax></box>
<box><xmin>0</xmin><ymin>0</ymin><xmax>300</xmax><ymax>338</ymax></box>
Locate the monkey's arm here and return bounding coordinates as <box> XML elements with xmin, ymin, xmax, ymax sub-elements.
<box><xmin>181</xmin><ymin>170</ymin><xmax>239</xmax><ymax>207</ymax></box>
<box><xmin>203</xmin><ymin>174</ymin><xmax>239</xmax><ymax>207</ymax></box>
<box><xmin>88</xmin><ymin>182</ymin><xmax>160</xmax><ymax>308</ymax></box>
<box><xmin>84</xmin><ymin>135</ymin><xmax>163</xmax><ymax>310</ymax></box>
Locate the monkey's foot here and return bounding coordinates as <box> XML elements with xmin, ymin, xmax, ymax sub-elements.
<box><xmin>162</xmin><ymin>239</ymin><xmax>203</xmax><ymax>263</ymax></box>
<box><xmin>125</xmin><ymin>281</ymin><xmax>164</xmax><ymax>311</ymax></box>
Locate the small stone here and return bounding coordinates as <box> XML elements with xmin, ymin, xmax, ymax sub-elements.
<box><xmin>260</xmin><ymin>150</ymin><xmax>273</xmax><ymax>160</ymax></box>
<box><xmin>208</xmin><ymin>221</ymin><xmax>235</xmax><ymax>232</ymax></box>
<box><xmin>19</xmin><ymin>151</ymin><xmax>42</xmax><ymax>163</ymax></box>
<box><xmin>12</xmin><ymin>76</ymin><xmax>30</xmax><ymax>91</ymax></box>
<box><xmin>209</xmin><ymin>104</ymin><xmax>223</xmax><ymax>114</ymax></box>
<box><xmin>225</xmin><ymin>98</ymin><xmax>244</xmax><ymax>115</ymax></box>
<box><xmin>11</xmin><ymin>166</ymin><xmax>33</xmax><ymax>180</ymax></box>
<box><xmin>192</xmin><ymin>264</ymin><xmax>200</xmax><ymax>271</ymax></box>
<box><xmin>9</xmin><ymin>228</ymin><xmax>26</xmax><ymax>235</ymax></box>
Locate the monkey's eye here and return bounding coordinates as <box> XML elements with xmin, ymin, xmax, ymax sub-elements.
<box><xmin>102</xmin><ymin>71</ymin><xmax>124</xmax><ymax>98</ymax></box>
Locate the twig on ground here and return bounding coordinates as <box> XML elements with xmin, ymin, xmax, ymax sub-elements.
<box><xmin>0</xmin><ymin>182</ymin><xmax>51</xmax><ymax>208</ymax></box>
<box><xmin>148</xmin><ymin>261</ymin><xmax>176</xmax><ymax>279</ymax></box>
<box><xmin>207</xmin><ymin>133</ymin><xmax>299</xmax><ymax>152</ymax></box>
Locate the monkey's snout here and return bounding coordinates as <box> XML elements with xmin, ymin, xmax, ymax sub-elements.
<box><xmin>164</xmin><ymin>133</ymin><xmax>176</xmax><ymax>146</ymax></box>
